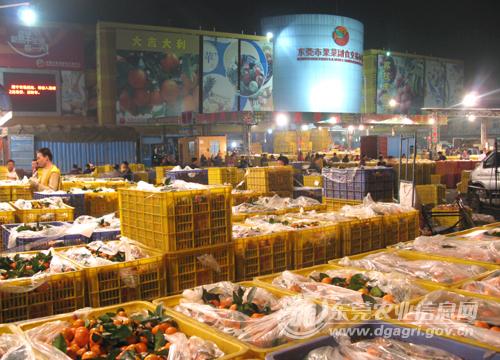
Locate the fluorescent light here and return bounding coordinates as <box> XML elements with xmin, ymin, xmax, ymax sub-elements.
<box><xmin>0</xmin><ymin>111</ymin><xmax>13</xmax><ymax>126</ymax></box>
<box><xmin>275</xmin><ymin>113</ymin><xmax>289</xmax><ymax>127</ymax></box>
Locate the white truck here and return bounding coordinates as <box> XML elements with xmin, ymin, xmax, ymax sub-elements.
<box><xmin>469</xmin><ymin>151</ymin><xmax>500</xmax><ymax>207</ymax></box>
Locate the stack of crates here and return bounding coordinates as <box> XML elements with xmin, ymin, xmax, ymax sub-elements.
<box><xmin>0</xmin><ymin>203</ymin><xmax>15</xmax><ymax>251</ymax></box>
<box><xmin>430</xmin><ymin>174</ymin><xmax>442</xmax><ymax>184</ymax></box>
<box><xmin>155</xmin><ymin>166</ymin><xmax>174</xmax><ymax>185</ymax></box>
<box><xmin>322</xmin><ymin>167</ymin><xmax>394</xmax><ymax>201</ymax></box>
<box><xmin>292</xmin><ymin>224</ymin><xmax>342</xmax><ymax>269</ymax></box>
<box><xmin>119</xmin><ymin>186</ymin><xmax>234</xmax><ymax>294</ymax></box>
<box><xmin>0</xmin><ymin>185</ymin><xmax>32</xmax><ymax>201</ymax></box>
<box><xmin>457</xmin><ymin>170</ymin><xmax>472</xmax><ymax>194</ymax></box>
<box><xmin>274</xmin><ymin>131</ymin><xmax>297</xmax><ymax>154</ymax></box>
<box><xmin>208</xmin><ymin>167</ymin><xmax>238</xmax><ymax>186</ymax></box>
<box><xmin>340</xmin><ymin>217</ymin><xmax>385</xmax><ymax>256</ymax></box>
<box><xmin>310</xmin><ymin>128</ymin><xmax>331</xmax><ymax>152</ymax></box>
<box><xmin>383</xmin><ymin>210</ymin><xmax>420</xmax><ymax>246</ymax></box>
<box><xmin>415</xmin><ymin>184</ymin><xmax>446</xmax><ymax>206</ymax></box>
<box><xmin>246</xmin><ymin>166</ymin><xmax>294</xmax><ymax>197</ymax></box>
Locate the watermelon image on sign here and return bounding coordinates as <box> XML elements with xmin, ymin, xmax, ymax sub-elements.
<box><xmin>333</xmin><ymin>26</ymin><xmax>349</xmax><ymax>46</ymax></box>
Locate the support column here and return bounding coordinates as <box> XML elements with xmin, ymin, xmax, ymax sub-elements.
<box><xmin>481</xmin><ymin>118</ymin><xmax>488</xmax><ymax>150</ymax></box>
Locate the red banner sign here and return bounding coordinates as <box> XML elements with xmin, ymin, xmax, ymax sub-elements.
<box><xmin>0</xmin><ymin>24</ymin><xmax>84</xmax><ymax>70</ymax></box>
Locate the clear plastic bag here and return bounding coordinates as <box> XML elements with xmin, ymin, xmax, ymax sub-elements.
<box><xmin>165</xmin><ymin>332</ymin><xmax>224</xmax><ymax>360</ymax></box>
<box><xmin>404</xmin><ymin>290</ymin><xmax>500</xmax><ymax>348</ymax></box>
<box><xmin>461</xmin><ymin>270</ymin><xmax>500</xmax><ymax>297</ymax></box>
<box><xmin>0</xmin><ymin>332</ymin><xmax>36</xmax><ymax>360</ymax></box>
<box><xmin>339</xmin><ymin>252</ymin><xmax>487</xmax><ymax>285</ymax></box>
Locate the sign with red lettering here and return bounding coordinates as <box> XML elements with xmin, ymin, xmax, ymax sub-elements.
<box><xmin>0</xmin><ymin>23</ymin><xmax>84</xmax><ymax>70</ymax></box>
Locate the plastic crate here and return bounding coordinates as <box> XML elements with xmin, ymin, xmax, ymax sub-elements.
<box><xmin>119</xmin><ymin>186</ymin><xmax>231</xmax><ymax>252</ymax></box>
<box><xmin>33</xmin><ymin>192</ymin><xmax>86</xmax><ymax>217</ymax></box>
<box><xmin>10</xmin><ymin>185</ymin><xmax>32</xmax><ymax>200</ymax></box>
<box><xmin>264</xmin><ymin>320</ymin><xmax>500</xmax><ymax>360</ymax></box>
<box><xmin>0</xmin><ymin>186</ymin><xmax>11</xmax><ymax>202</ymax></box>
<box><xmin>246</xmin><ymin>166</ymin><xmax>294</xmax><ymax>193</ymax></box>
<box><xmin>322</xmin><ymin>168</ymin><xmax>394</xmax><ymax>201</ymax></box>
<box><xmin>415</xmin><ymin>184</ymin><xmax>446</xmax><ymax>205</ymax></box>
<box><xmin>235</xmin><ymin>231</ymin><xmax>292</xmax><ymax>281</ymax></box>
<box><xmin>303</xmin><ymin>175</ymin><xmax>323</xmax><ymax>187</ymax></box>
<box><xmin>293</xmin><ymin>187</ymin><xmax>322</xmax><ymax>203</ymax></box>
<box><xmin>0</xmin><ymin>204</ymin><xmax>15</xmax><ymax>252</ymax></box>
<box><xmin>431</xmin><ymin>207</ymin><xmax>472</xmax><ymax>228</ymax></box>
<box><xmin>58</xmin><ymin>241</ymin><xmax>166</xmax><ymax>307</ymax></box>
<box><xmin>293</xmin><ymin>224</ymin><xmax>342</xmax><ymax>269</ymax></box>
<box><xmin>91</xmin><ymin>228</ymin><xmax>121</xmax><ymax>241</ymax></box>
<box><xmin>232</xmin><ymin>190</ymin><xmax>263</xmax><ymax>205</ymax></box>
<box><xmin>84</xmin><ymin>191</ymin><xmax>118</xmax><ymax>217</ymax></box>
<box><xmin>95</xmin><ymin>164</ymin><xmax>113</xmax><ymax>174</ymax></box>
<box><xmin>165</xmin><ymin>242</ymin><xmax>235</xmax><ymax>294</ymax></box>
<box><xmin>129</xmin><ymin>163</ymin><xmax>145</xmax><ymax>172</ymax></box>
<box><xmin>18</xmin><ymin>301</ymin><xmax>249</xmax><ymax>360</ymax></box>
<box><xmin>430</xmin><ymin>174</ymin><xmax>442</xmax><ymax>184</ymax></box>
<box><xmin>323</xmin><ymin>197</ymin><xmax>362</xmax><ymax>211</ymax></box>
<box><xmin>2</xmin><ymin>222</ymin><xmax>88</xmax><ymax>252</ymax></box>
<box><xmin>155</xmin><ymin>166</ymin><xmax>174</xmax><ymax>185</ymax></box>
<box><xmin>341</xmin><ymin>217</ymin><xmax>385</xmax><ymax>256</ymax></box>
<box><xmin>383</xmin><ymin>210</ymin><xmax>420</xmax><ymax>246</ymax></box>
<box><xmin>0</xmin><ymin>251</ymin><xmax>85</xmax><ymax>323</ymax></box>
<box><xmin>10</xmin><ymin>201</ymin><xmax>74</xmax><ymax>223</ymax></box>
<box><xmin>208</xmin><ymin>167</ymin><xmax>239</xmax><ymax>186</ymax></box>
<box><xmin>167</xmin><ymin>169</ymin><xmax>209</xmax><ymax>184</ymax></box>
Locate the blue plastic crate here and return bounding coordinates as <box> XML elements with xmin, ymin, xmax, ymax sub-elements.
<box><xmin>91</xmin><ymin>228</ymin><xmax>121</xmax><ymax>242</ymax></box>
<box><xmin>1</xmin><ymin>221</ymin><xmax>89</xmax><ymax>252</ymax></box>
<box><xmin>166</xmin><ymin>169</ymin><xmax>209</xmax><ymax>184</ymax></box>
<box><xmin>33</xmin><ymin>192</ymin><xmax>86</xmax><ymax>217</ymax></box>
<box><xmin>265</xmin><ymin>321</ymin><xmax>500</xmax><ymax>360</ymax></box>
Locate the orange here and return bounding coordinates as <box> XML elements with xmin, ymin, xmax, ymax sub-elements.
<box><xmin>74</xmin><ymin>327</ymin><xmax>90</xmax><ymax>348</ymax></box>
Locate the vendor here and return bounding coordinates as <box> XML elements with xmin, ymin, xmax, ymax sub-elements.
<box><xmin>119</xmin><ymin>161</ymin><xmax>134</xmax><ymax>181</ymax></box>
<box><xmin>30</xmin><ymin>148</ymin><xmax>61</xmax><ymax>191</ymax></box>
<box><xmin>6</xmin><ymin>160</ymin><xmax>19</xmax><ymax>180</ymax></box>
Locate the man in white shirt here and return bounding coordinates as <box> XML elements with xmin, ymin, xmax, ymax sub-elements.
<box><xmin>6</xmin><ymin>159</ymin><xmax>19</xmax><ymax>181</ymax></box>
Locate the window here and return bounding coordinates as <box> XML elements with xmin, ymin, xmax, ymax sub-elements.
<box><xmin>483</xmin><ymin>152</ymin><xmax>500</xmax><ymax>168</ymax></box>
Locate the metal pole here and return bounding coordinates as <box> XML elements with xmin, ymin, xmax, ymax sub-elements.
<box><xmin>398</xmin><ymin>135</ymin><xmax>403</xmax><ymax>201</ymax></box>
<box><xmin>412</xmin><ymin>132</ymin><xmax>418</xmax><ymax>207</ymax></box>
<box><xmin>481</xmin><ymin>119</ymin><xmax>488</xmax><ymax>150</ymax></box>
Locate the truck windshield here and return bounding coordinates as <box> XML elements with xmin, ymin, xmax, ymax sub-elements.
<box><xmin>484</xmin><ymin>152</ymin><xmax>500</xmax><ymax>168</ymax></box>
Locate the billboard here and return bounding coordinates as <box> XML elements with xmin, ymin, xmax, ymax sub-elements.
<box><xmin>61</xmin><ymin>70</ymin><xmax>86</xmax><ymax>116</ymax></box>
<box><xmin>0</xmin><ymin>23</ymin><xmax>84</xmax><ymax>70</ymax></box>
<box><xmin>262</xmin><ymin>14</ymin><xmax>363</xmax><ymax>113</ymax></box>
<box><xmin>445</xmin><ymin>62</ymin><xmax>464</xmax><ymax>107</ymax></box>
<box><xmin>376</xmin><ymin>55</ymin><xmax>424</xmax><ymax>114</ymax></box>
<box><xmin>202</xmin><ymin>36</ymin><xmax>238</xmax><ymax>113</ymax></box>
<box><xmin>424</xmin><ymin>59</ymin><xmax>446</xmax><ymax>108</ymax></box>
<box><xmin>115</xmin><ymin>29</ymin><xmax>200</xmax><ymax>125</ymax></box>
<box><xmin>239</xmin><ymin>40</ymin><xmax>273</xmax><ymax>111</ymax></box>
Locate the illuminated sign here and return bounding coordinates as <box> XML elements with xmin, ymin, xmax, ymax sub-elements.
<box><xmin>297</xmin><ymin>47</ymin><xmax>363</xmax><ymax>66</ymax></box>
<box><xmin>1</xmin><ymin>70</ymin><xmax>59</xmax><ymax>113</ymax></box>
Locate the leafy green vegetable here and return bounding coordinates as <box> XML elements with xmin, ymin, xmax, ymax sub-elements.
<box><xmin>369</xmin><ymin>286</ymin><xmax>385</xmax><ymax>298</ymax></box>
<box><xmin>154</xmin><ymin>331</ymin><xmax>166</xmax><ymax>351</ymax></box>
<box><xmin>362</xmin><ymin>294</ymin><xmax>377</xmax><ymax>306</ymax></box>
<box><xmin>52</xmin><ymin>334</ymin><xmax>67</xmax><ymax>354</ymax></box>
<box><xmin>317</xmin><ymin>273</ymin><xmax>330</xmax><ymax>281</ymax></box>
<box><xmin>246</xmin><ymin>287</ymin><xmax>257</xmax><ymax>304</ymax></box>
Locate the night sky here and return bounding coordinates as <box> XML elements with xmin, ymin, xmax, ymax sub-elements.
<box><xmin>6</xmin><ymin>0</ymin><xmax>500</xmax><ymax>105</ymax></box>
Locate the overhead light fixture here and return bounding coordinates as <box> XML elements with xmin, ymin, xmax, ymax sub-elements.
<box><xmin>328</xmin><ymin>116</ymin><xmax>338</xmax><ymax>124</ymax></box>
<box><xmin>358</xmin><ymin>124</ymin><xmax>365</xmax><ymax>131</ymax></box>
<box><xmin>467</xmin><ymin>114</ymin><xmax>476</xmax><ymax>122</ymax></box>
<box><xmin>428</xmin><ymin>117</ymin><xmax>436</xmax><ymax>125</ymax></box>
<box><xmin>18</xmin><ymin>5</ymin><xmax>37</xmax><ymax>26</ymax></box>
<box><xmin>300</xmin><ymin>124</ymin><xmax>309</xmax><ymax>131</ymax></box>
<box><xmin>231</xmin><ymin>141</ymin><xmax>237</xmax><ymax>148</ymax></box>
<box><xmin>266</xmin><ymin>32</ymin><xmax>274</xmax><ymax>41</ymax></box>
<box><xmin>462</xmin><ymin>92</ymin><xmax>478</xmax><ymax>107</ymax></box>
<box><xmin>347</xmin><ymin>125</ymin><xmax>354</xmax><ymax>133</ymax></box>
<box><xmin>267</xmin><ymin>128</ymin><xmax>273</xmax><ymax>134</ymax></box>
<box><xmin>275</xmin><ymin>113</ymin><xmax>289</xmax><ymax>127</ymax></box>
<box><xmin>388</xmin><ymin>98</ymin><xmax>398</xmax><ymax>108</ymax></box>
<box><xmin>386</xmin><ymin>51</ymin><xmax>391</xmax><ymax>57</ymax></box>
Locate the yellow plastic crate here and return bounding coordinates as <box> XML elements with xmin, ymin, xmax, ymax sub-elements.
<box><xmin>383</xmin><ymin>210</ymin><xmax>420</xmax><ymax>246</ymax></box>
<box><xmin>415</xmin><ymin>184</ymin><xmax>446</xmax><ymax>205</ymax></box>
<box><xmin>119</xmin><ymin>186</ymin><xmax>232</xmax><ymax>252</ymax></box>
<box><xmin>84</xmin><ymin>191</ymin><xmax>118</xmax><ymax>217</ymax></box>
<box><xmin>133</xmin><ymin>171</ymin><xmax>150</xmax><ymax>183</ymax></box>
<box><xmin>0</xmin><ymin>204</ymin><xmax>16</xmax><ymax>252</ymax></box>
<box><xmin>232</xmin><ymin>190</ymin><xmax>263</xmax><ymax>205</ymax></box>
<box><xmin>0</xmin><ymin>251</ymin><xmax>85</xmax><ymax>323</ymax></box>
<box><xmin>431</xmin><ymin>207</ymin><xmax>472</xmax><ymax>228</ymax></box>
<box><xmin>341</xmin><ymin>217</ymin><xmax>385</xmax><ymax>256</ymax></box>
<box><xmin>10</xmin><ymin>185</ymin><xmax>32</xmax><ymax>200</ymax></box>
<box><xmin>324</xmin><ymin>198</ymin><xmax>362</xmax><ymax>212</ymax></box>
<box><xmin>235</xmin><ymin>231</ymin><xmax>292</xmax><ymax>281</ymax></box>
<box><xmin>95</xmin><ymin>164</ymin><xmax>113</xmax><ymax>174</ymax></box>
<box><xmin>303</xmin><ymin>175</ymin><xmax>323</xmax><ymax>187</ymax></box>
<box><xmin>246</xmin><ymin>166</ymin><xmax>294</xmax><ymax>193</ymax></box>
<box><xmin>58</xmin><ymin>242</ymin><xmax>166</xmax><ymax>307</ymax></box>
<box><xmin>209</xmin><ymin>167</ymin><xmax>239</xmax><ymax>186</ymax></box>
<box><xmin>61</xmin><ymin>180</ymin><xmax>82</xmax><ymax>191</ymax></box>
<box><xmin>129</xmin><ymin>163</ymin><xmax>145</xmax><ymax>172</ymax></box>
<box><xmin>430</xmin><ymin>174</ymin><xmax>441</xmax><ymax>184</ymax></box>
<box><xmin>10</xmin><ymin>201</ymin><xmax>74</xmax><ymax>223</ymax></box>
<box><xmin>154</xmin><ymin>281</ymin><xmax>318</xmax><ymax>358</ymax></box>
<box><xmin>293</xmin><ymin>224</ymin><xmax>342</xmax><ymax>269</ymax></box>
<box><xmin>155</xmin><ymin>166</ymin><xmax>174</xmax><ymax>185</ymax></box>
<box><xmin>0</xmin><ymin>186</ymin><xmax>11</xmax><ymax>202</ymax></box>
<box><xmin>454</xmin><ymin>270</ymin><xmax>499</xmax><ymax>302</ymax></box>
<box><xmin>165</xmin><ymin>242</ymin><xmax>235</xmax><ymax>294</ymax></box>
<box><xmin>18</xmin><ymin>301</ymin><xmax>249</xmax><ymax>360</ymax></box>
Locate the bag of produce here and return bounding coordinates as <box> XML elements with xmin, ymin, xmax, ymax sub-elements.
<box><xmin>0</xmin><ymin>331</ymin><xmax>35</xmax><ymax>360</ymax></box>
<box><xmin>461</xmin><ymin>270</ymin><xmax>500</xmax><ymax>297</ymax></box>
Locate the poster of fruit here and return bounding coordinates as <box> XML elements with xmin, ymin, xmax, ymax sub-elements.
<box><xmin>115</xmin><ymin>29</ymin><xmax>199</xmax><ymax>125</ymax></box>
<box><xmin>376</xmin><ymin>55</ymin><xmax>424</xmax><ymax>114</ymax></box>
<box><xmin>239</xmin><ymin>40</ymin><xmax>273</xmax><ymax>111</ymax></box>
<box><xmin>424</xmin><ymin>59</ymin><xmax>446</xmax><ymax>108</ymax></box>
<box><xmin>61</xmin><ymin>70</ymin><xmax>86</xmax><ymax>116</ymax></box>
<box><xmin>445</xmin><ymin>62</ymin><xmax>464</xmax><ymax>107</ymax></box>
<box><xmin>202</xmin><ymin>36</ymin><xmax>238</xmax><ymax>113</ymax></box>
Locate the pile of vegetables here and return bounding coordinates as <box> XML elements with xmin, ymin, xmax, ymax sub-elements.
<box><xmin>15</xmin><ymin>222</ymin><xmax>52</xmax><ymax>233</ymax></box>
<box><xmin>47</xmin><ymin>305</ymin><xmax>223</xmax><ymax>360</ymax></box>
<box><xmin>0</xmin><ymin>252</ymin><xmax>53</xmax><ymax>280</ymax></box>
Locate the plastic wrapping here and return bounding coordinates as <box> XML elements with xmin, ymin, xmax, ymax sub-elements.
<box><xmin>233</xmin><ymin>194</ymin><xmax>319</xmax><ymax>214</ymax></box>
<box><xmin>14</xmin><ymin>197</ymin><xmax>66</xmax><ymax>210</ymax></box>
<box><xmin>305</xmin><ymin>337</ymin><xmax>462</xmax><ymax>360</ymax></box>
<box><xmin>338</xmin><ymin>194</ymin><xmax>412</xmax><ymax>219</ymax></box>
<box><xmin>73</xmin><ymin>213</ymin><xmax>121</xmax><ymax>231</ymax></box>
<box><xmin>0</xmin><ymin>203</ymin><xmax>13</xmax><ymax>212</ymax></box>
<box><xmin>461</xmin><ymin>270</ymin><xmax>500</xmax><ymax>297</ymax></box>
<box><xmin>0</xmin><ymin>332</ymin><xmax>36</xmax><ymax>360</ymax></box>
<box><xmin>402</xmin><ymin>235</ymin><xmax>500</xmax><ymax>264</ymax></box>
<box><xmin>403</xmin><ymin>290</ymin><xmax>500</xmax><ymax>349</ymax></box>
<box><xmin>25</xmin><ymin>307</ymin><xmax>225</xmax><ymax>360</ymax></box>
<box><xmin>0</xmin><ymin>248</ymin><xmax>76</xmax><ymax>293</ymax></box>
<box><xmin>6</xmin><ymin>222</ymin><xmax>71</xmax><ymax>250</ymax></box>
<box><xmin>271</xmin><ymin>269</ymin><xmax>427</xmax><ymax>306</ymax></box>
<box><xmin>339</xmin><ymin>252</ymin><xmax>487</xmax><ymax>285</ymax></box>
<box><xmin>174</xmin><ymin>282</ymin><xmax>339</xmax><ymax>348</ymax></box>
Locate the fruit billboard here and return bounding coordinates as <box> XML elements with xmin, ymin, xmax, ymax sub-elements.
<box><xmin>202</xmin><ymin>36</ymin><xmax>238</xmax><ymax>113</ymax></box>
<box><xmin>115</xmin><ymin>29</ymin><xmax>199</xmax><ymax>125</ymax></box>
<box><xmin>424</xmin><ymin>59</ymin><xmax>446</xmax><ymax>108</ymax></box>
<box><xmin>445</xmin><ymin>62</ymin><xmax>464</xmax><ymax>107</ymax></box>
<box><xmin>239</xmin><ymin>40</ymin><xmax>273</xmax><ymax>111</ymax></box>
<box><xmin>376</xmin><ymin>55</ymin><xmax>424</xmax><ymax>114</ymax></box>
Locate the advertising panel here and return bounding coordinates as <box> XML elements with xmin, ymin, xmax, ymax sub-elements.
<box><xmin>202</xmin><ymin>36</ymin><xmax>238</xmax><ymax>113</ymax></box>
<box><xmin>424</xmin><ymin>59</ymin><xmax>446</xmax><ymax>108</ymax></box>
<box><xmin>262</xmin><ymin>14</ymin><xmax>363</xmax><ymax>113</ymax></box>
<box><xmin>115</xmin><ymin>29</ymin><xmax>200</xmax><ymax>125</ymax></box>
<box><xmin>61</xmin><ymin>70</ymin><xmax>86</xmax><ymax>116</ymax></box>
<box><xmin>239</xmin><ymin>39</ymin><xmax>273</xmax><ymax>111</ymax></box>
<box><xmin>376</xmin><ymin>55</ymin><xmax>424</xmax><ymax>114</ymax></box>
<box><xmin>445</xmin><ymin>62</ymin><xmax>464</xmax><ymax>107</ymax></box>
<box><xmin>0</xmin><ymin>23</ymin><xmax>83</xmax><ymax>70</ymax></box>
